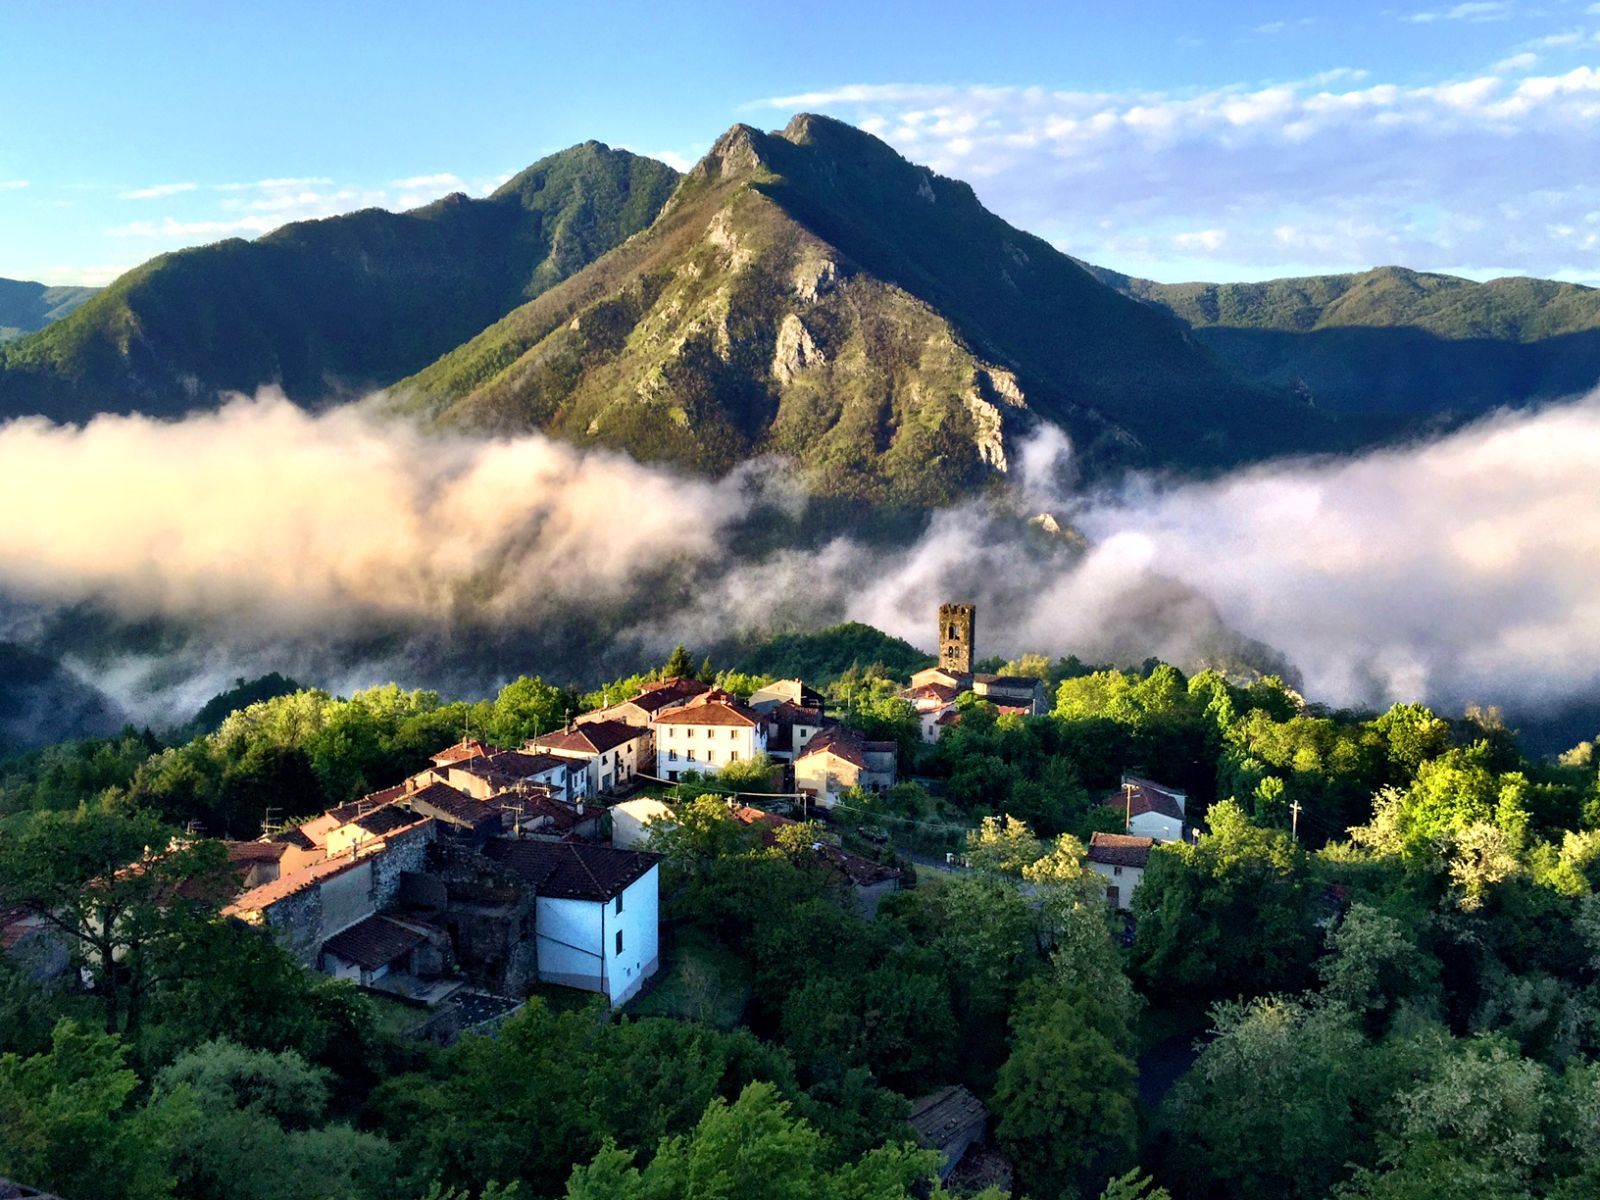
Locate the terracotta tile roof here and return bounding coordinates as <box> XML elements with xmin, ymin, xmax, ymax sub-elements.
<box><xmin>1087</xmin><ymin>832</ymin><xmax>1156</xmax><ymax>868</ymax></box>
<box><xmin>225</xmin><ymin>841</ymin><xmax>288</xmax><ymax>863</ymax></box>
<box><xmin>407</xmin><ymin>782</ymin><xmax>497</xmax><ymax>828</ymax></box>
<box><xmin>224</xmin><ymin>818</ymin><xmax>435</xmax><ymax>915</ymax></box>
<box><xmin>901</xmin><ymin>682</ymin><xmax>960</xmax><ymax>705</ymax></box>
<box><xmin>654</xmin><ymin>689</ymin><xmax>763</xmax><ymax>728</ymax></box>
<box><xmin>322</xmin><ymin>915</ymin><xmax>426</xmax><ymax>971</ymax></box>
<box><xmin>1102</xmin><ymin>783</ymin><xmax>1184</xmax><ymax>822</ymax></box>
<box><xmin>908</xmin><ymin>1085</ymin><xmax>989</xmax><ymax>1152</ymax></box>
<box><xmin>431</xmin><ymin>739</ymin><xmax>492</xmax><ymax>765</ymax></box>
<box><xmin>731</xmin><ymin>804</ymin><xmax>796</xmax><ymax>847</ymax></box>
<box><xmin>353</xmin><ymin>805</ymin><xmax>420</xmax><ymax>835</ymax></box>
<box><xmin>974</xmin><ymin>674</ymin><xmax>1038</xmax><ymax>689</ymax></box>
<box><xmin>270</xmin><ymin>826</ymin><xmax>317</xmax><ymax>850</ymax></box>
<box><xmin>797</xmin><ymin>726</ymin><xmax>892</xmax><ymax>768</ymax></box>
<box><xmin>325</xmin><ymin>784</ymin><xmax>408</xmax><ymax>826</ymax></box>
<box><xmin>934</xmin><ymin>710</ymin><xmax>961</xmax><ymax>727</ymax></box>
<box><xmin>529</xmin><ymin>720</ymin><xmax>644</xmax><ymax>756</ymax></box>
<box><xmin>457</xmin><ymin>749</ymin><xmax>568</xmax><ymax>779</ymax></box>
<box><xmin>485</xmin><ymin>839</ymin><xmax>658</xmax><ymax>901</ymax></box>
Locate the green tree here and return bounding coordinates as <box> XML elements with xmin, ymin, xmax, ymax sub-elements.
<box><xmin>0</xmin><ymin>1019</ymin><xmax>189</xmax><ymax>1200</ymax></box>
<box><xmin>1131</xmin><ymin>800</ymin><xmax>1318</xmax><ymax>1001</ymax></box>
<box><xmin>154</xmin><ymin>1039</ymin><xmax>396</xmax><ymax>1200</ymax></box>
<box><xmin>1318</xmin><ymin>903</ymin><xmax>1441</xmax><ymax>1029</ymax></box>
<box><xmin>0</xmin><ymin>807</ymin><xmax>228</xmax><ymax>1034</ymax></box>
<box><xmin>993</xmin><ymin>977</ymin><xmax>1138</xmax><ymax>1199</ymax></box>
<box><xmin>488</xmin><ymin>676</ymin><xmax>573</xmax><ymax>747</ymax></box>
<box><xmin>662</xmin><ymin>645</ymin><xmax>694</xmax><ymax>679</ymax></box>
<box><xmin>1161</xmin><ymin>998</ymin><xmax>1388</xmax><ymax>1200</ymax></box>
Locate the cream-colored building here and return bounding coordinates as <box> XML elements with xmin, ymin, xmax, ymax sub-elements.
<box><xmin>794</xmin><ymin>727</ymin><xmax>897</xmax><ymax>809</ymax></box>
<box><xmin>528</xmin><ymin>719</ymin><xmax>652</xmax><ymax>795</ymax></box>
<box><xmin>654</xmin><ymin>689</ymin><xmax>768</xmax><ymax>781</ymax></box>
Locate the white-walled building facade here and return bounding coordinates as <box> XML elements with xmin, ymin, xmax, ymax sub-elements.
<box><xmin>487</xmin><ymin>840</ymin><xmax>661</xmax><ymax>1005</ymax></box>
<box><xmin>654</xmin><ymin>690</ymin><xmax>768</xmax><ymax>782</ymax></box>
<box><xmin>527</xmin><ymin>719</ymin><xmax>652</xmax><ymax>795</ymax></box>
<box><xmin>1102</xmin><ymin>776</ymin><xmax>1187</xmax><ymax>843</ymax></box>
<box><xmin>1086</xmin><ymin>832</ymin><xmax>1155</xmax><ymax>909</ymax></box>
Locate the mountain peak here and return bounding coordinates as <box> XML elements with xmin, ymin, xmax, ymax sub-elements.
<box><xmin>690</xmin><ymin>123</ymin><xmax>772</xmax><ymax>180</ymax></box>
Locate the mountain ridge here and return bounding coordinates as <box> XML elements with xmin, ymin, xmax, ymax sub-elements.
<box><xmin>390</xmin><ymin>113</ymin><xmax>1318</xmax><ymax>501</ymax></box>
<box><xmin>0</xmin><ymin>142</ymin><xmax>680</xmax><ymax>423</ymax></box>
<box><xmin>1083</xmin><ymin>262</ymin><xmax>1600</xmax><ymax>419</ymax></box>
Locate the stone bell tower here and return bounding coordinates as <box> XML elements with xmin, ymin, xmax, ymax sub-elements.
<box><xmin>938</xmin><ymin>603</ymin><xmax>976</xmax><ymax>675</ymax></box>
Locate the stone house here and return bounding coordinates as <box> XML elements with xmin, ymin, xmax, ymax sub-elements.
<box><xmin>223</xmin><ymin>816</ymin><xmax>437</xmax><ymax>968</ymax></box>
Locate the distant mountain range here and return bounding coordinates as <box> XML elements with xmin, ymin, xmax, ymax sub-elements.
<box><xmin>0</xmin><ymin>277</ymin><xmax>98</xmax><ymax>344</ymax></box>
<box><xmin>3</xmin><ymin>114</ymin><xmax>1598</xmax><ymax>497</ymax></box>
<box><xmin>1084</xmin><ymin>262</ymin><xmax>1600</xmax><ymax>433</ymax></box>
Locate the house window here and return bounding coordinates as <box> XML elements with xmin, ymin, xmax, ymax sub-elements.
<box><xmin>1113</xmin><ymin>866</ymin><xmax>1124</xmax><ymax>876</ymax></box>
<box><xmin>669</xmin><ymin>749</ymin><xmax>678</xmax><ymax>761</ymax></box>
<box><xmin>615</xmin><ymin>929</ymin><xmax>624</xmax><ymax>955</ymax></box>
<box><xmin>730</xmin><ymin>751</ymin><xmax>739</xmax><ymax>762</ymax></box>
<box><xmin>706</xmin><ymin>751</ymin><xmax>716</xmax><ymax>764</ymax></box>
<box><xmin>668</xmin><ymin>771</ymin><xmax>678</xmax><ymax>782</ymax></box>
<box><xmin>686</xmin><ymin>750</ymin><xmax>695</xmax><ymax>762</ymax></box>
<box><xmin>615</xmin><ymin>892</ymin><xmax>623</xmax><ymax>915</ymax></box>
<box><xmin>686</xmin><ymin>728</ymin><xmax>694</xmax><ymax>738</ymax></box>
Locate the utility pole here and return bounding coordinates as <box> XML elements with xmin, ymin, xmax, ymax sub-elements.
<box><xmin>1124</xmin><ymin>782</ymin><xmax>1133</xmax><ymax>834</ymax></box>
<box><xmin>1290</xmin><ymin>799</ymin><xmax>1302</xmax><ymax>842</ymax></box>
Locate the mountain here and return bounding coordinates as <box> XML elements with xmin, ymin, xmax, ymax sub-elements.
<box><xmin>0</xmin><ymin>277</ymin><xmax>99</xmax><ymax>344</ymax></box>
<box><xmin>391</xmin><ymin>114</ymin><xmax>1318</xmax><ymax>502</ymax></box>
<box><xmin>0</xmin><ymin>143</ymin><xmax>679</xmax><ymax>423</ymax></box>
<box><xmin>1084</xmin><ymin>263</ymin><xmax>1600</xmax><ymax>425</ymax></box>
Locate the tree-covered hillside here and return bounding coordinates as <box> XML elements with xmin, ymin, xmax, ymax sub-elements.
<box><xmin>5</xmin><ymin>640</ymin><xmax>1600</xmax><ymax>1199</ymax></box>
<box><xmin>0</xmin><ymin>277</ymin><xmax>98</xmax><ymax>344</ymax></box>
<box><xmin>392</xmin><ymin>115</ymin><xmax>1321</xmax><ymax>502</ymax></box>
<box><xmin>1086</xmin><ymin>262</ymin><xmax>1600</xmax><ymax>425</ymax></box>
<box><xmin>0</xmin><ymin>144</ymin><xmax>679</xmax><ymax>423</ymax></box>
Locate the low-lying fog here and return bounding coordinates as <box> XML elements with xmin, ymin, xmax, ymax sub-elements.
<box><xmin>1</xmin><ymin>389</ymin><xmax>1596</xmax><ymax>741</ymax></box>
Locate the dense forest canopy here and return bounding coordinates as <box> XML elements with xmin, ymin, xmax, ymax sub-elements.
<box><xmin>2</xmin><ymin>625</ymin><xmax>1599</xmax><ymax>1200</ymax></box>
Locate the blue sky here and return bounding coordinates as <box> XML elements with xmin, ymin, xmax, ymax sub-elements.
<box><xmin>3</xmin><ymin>0</ymin><xmax>1597</xmax><ymax>286</ymax></box>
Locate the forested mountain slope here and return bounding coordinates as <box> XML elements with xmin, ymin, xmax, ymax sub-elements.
<box><xmin>0</xmin><ymin>144</ymin><xmax>679</xmax><ymax>422</ymax></box>
<box><xmin>1085</xmin><ymin>262</ymin><xmax>1600</xmax><ymax>423</ymax></box>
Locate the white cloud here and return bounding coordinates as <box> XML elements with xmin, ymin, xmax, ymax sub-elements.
<box><xmin>0</xmin><ymin>180</ymin><xmax>28</xmax><ymax>191</ymax></box>
<box><xmin>1491</xmin><ymin>51</ymin><xmax>1540</xmax><ymax>72</ymax></box>
<box><xmin>1403</xmin><ymin>1</ymin><xmax>1516</xmax><ymax>23</ymax></box>
<box><xmin>117</xmin><ymin>182</ymin><xmax>198</xmax><ymax>200</ymax></box>
<box><xmin>1255</xmin><ymin>17</ymin><xmax>1316</xmax><ymax>34</ymax></box>
<box><xmin>213</xmin><ymin>176</ymin><xmax>333</xmax><ymax>192</ymax></box>
<box><xmin>390</xmin><ymin>172</ymin><xmax>465</xmax><ymax>191</ymax></box>
<box><xmin>755</xmin><ymin>67</ymin><xmax>1600</xmax><ymax>280</ymax></box>
<box><xmin>109</xmin><ymin>215</ymin><xmax>285</xmax><ymax>239</ymax></box>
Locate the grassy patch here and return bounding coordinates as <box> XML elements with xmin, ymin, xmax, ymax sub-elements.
<box><xmin>630</xmin><ymin>927</ymin><xmax>750</xmax><ymax>1028</ymax></box>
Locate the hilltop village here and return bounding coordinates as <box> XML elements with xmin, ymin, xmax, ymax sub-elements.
<box><xmin>4</xmin><ymin>603</ymin><xmax>1190</xmax><ymax>1043</ymax></box>
<box><xmin>147</xmin><ymin>604</ymin><xmax>1184</xmax><ymax>1035</ymax></box>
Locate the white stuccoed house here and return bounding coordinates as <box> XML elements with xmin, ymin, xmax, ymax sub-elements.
<box><xmin>486</xmin><ymin>840</ymin><xmax>661</xmax><ymax>1005</ymax></box>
